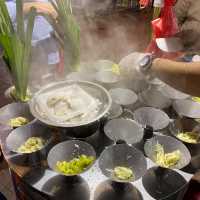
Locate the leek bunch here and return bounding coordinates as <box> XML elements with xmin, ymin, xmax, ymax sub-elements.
<box><xmin>0</xmin><ymin>1</ymin><xmax>36</xmax><ymax>102</ymax></box>
<box><xmin>45</xmin><ymin>0</ymin><xmax>80</xmax><ymax>72</ymax></box>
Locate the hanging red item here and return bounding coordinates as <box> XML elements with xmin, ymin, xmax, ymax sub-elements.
<box><xmin>153</xmin><ymin>0</ymin><xmax>179</xmax><ymax>38</ymax></box>
<box><xmin>146</xmin><ymin>0</ymin><xmax>180</xmax><ymax>58</ymax></box>
<box><xmin>139</xmin><ymin>0</ymin><xmax>152</xmax><ymax>7</ymax></box>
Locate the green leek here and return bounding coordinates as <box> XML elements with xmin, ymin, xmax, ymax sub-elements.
<box><xmin>0</xmin><ymin>1</ymin><xmax>36</xmax><ymax>102</ymax></box>
<box><xmin>43</xmin><ymin>0</ymin><xmax>80</xmax><ymax>72</ymax></box>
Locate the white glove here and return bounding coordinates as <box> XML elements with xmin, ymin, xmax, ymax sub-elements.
<box><xmin>192</xmin><ymin>55</ymin><xmax>200</xmax><ymax>62</ymax></box>
<box><xmin>119</xmin><ymin>52</ymin><xmax>149</xmax><ymax>80</ymax></box>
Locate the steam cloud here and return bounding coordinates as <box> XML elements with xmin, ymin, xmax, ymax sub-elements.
<box><xmin>28</xmin><ymin>0</ymin><xmax>149</xmax><ymax>91</ymax></box>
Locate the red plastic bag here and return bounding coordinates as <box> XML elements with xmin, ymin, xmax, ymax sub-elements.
<box><xmin>160</xmin><ymin>0</ymin><xmax>179</xmax><ymax>37</ymax></box>
<box><xmin>146</xmin><ymin>0</ymin><xmax>179</xmax><ymax>55</ymax></box>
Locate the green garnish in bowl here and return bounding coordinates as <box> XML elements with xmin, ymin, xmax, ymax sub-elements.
<box><xmin>17</xmin><ymin>137</ymin><xmax>45</xmax><ymax>153</ymax></box>
<box><xmin>8</xmin><ymin>117</ymin><xmax>29</xmax><ymax>127</ymax></box>
<box><xmin>192</xmin><ymin>97</ymin><xmax>200</xmax><ymax>103</ymax></box>
<box><xmin>56</xmin><ymin>155</ymin><xmax>95</xmax><ymax>175</ymax></box>
<box><xmin>113</xmin><ymin>166</ymin><xmax>134</xmax><ymax>181</ymax></box>
<box><xmin>177</xmin><ymin>132</ymin><xmax>200</xmax><ymax>144</ymax></box>
<box><xmin>154</xmin><ymin>143</ymin><xmax>181</xmax><ymax>168</ymax></box>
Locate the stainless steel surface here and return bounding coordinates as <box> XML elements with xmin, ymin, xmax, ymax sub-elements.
<box><xmin>29</xmin><ymin>80</ymin><xmax>112</xmax><ymax>127</ymax></box>
<box><xmin>0</xmin><ymin>83</ymin><xmax>196</xmax><ymax>200</ymax></box>
<box><xmin>28</xmin><ymin>158</ymin><xmax>193</xmax><ymax>200</ymax></box>
<box><xmin>0</xmin><ymin>123</ymin><xmax>193</xmax><ymax>200</ymax></box>
<box><xmin>0</xmin><ymin>94</ymin><xmax>195</xmax><ymax>200</ymax></box>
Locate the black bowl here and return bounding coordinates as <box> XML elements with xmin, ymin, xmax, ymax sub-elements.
<box><xmin>94</xmin><ymin>180</ymin><xmax>143</xmax><ymax>200</ymax></box>
<box><xmin>142</xmin><ymin>166</ymin><xmax>187</xmax><ymax>200</ymax></box>
<box><xmin>42</xmin><ymin>175</ymin><xmax>90</xmax><ymax>200</ymax></box>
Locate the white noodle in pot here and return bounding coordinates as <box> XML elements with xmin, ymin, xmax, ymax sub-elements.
<box><xmin>35</xmin><ymin>84</ymin><xmax>101</xmax><ymax>124</ymax></box>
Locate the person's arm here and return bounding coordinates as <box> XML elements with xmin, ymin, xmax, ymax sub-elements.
<box><xmin>152</xmin><ymin>58</ymin><xmax>200</xmax><ymax>96</ymax></box>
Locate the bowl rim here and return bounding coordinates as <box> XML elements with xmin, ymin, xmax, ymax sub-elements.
<box><xmin>104</xmin><ymin>117</ymin><xmax>144</xmax><ymax>144</ymax></box>
<box><xmin>133</xmin><ymin>106</ymin><xmax>170</xmax><ymax>130</ymax></box>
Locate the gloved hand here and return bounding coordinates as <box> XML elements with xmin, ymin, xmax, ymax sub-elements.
<box><xmin>119</xmin><ymin>52</ymin><xmax>165</xmax><ymax>92</ymax></box>
<box><xmin>192</xmin><ymin>55</ymin><xmax>200</xmax><ymax>62</ymax></box>
<box><xmin>136</xmin><ymin>53</ymin><xmax>159</xmax><ymax>83</ymax></box>
<box><xmin>119</xmin><ymin>52</ymin><xmax>150</xmax><ymax>80</ymax></box>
